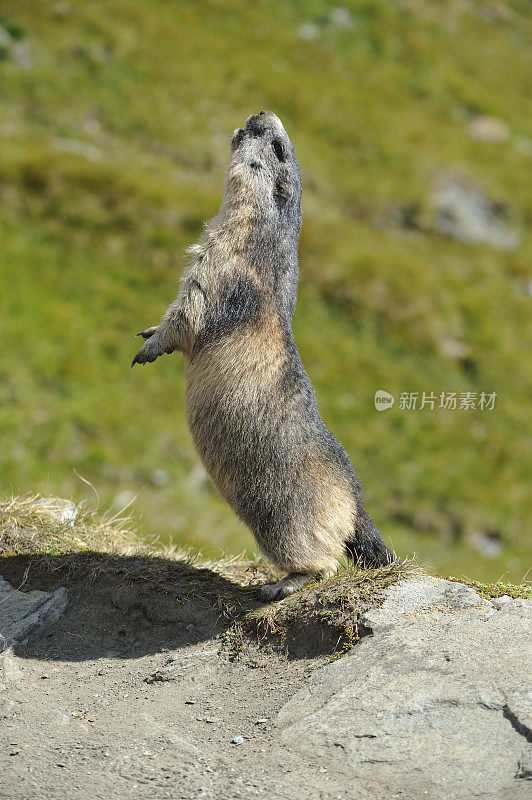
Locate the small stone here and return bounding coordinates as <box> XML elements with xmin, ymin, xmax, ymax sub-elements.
<box><xmin>188</xmin><ymin>464</ymin><xmax>209</xmax><ymax>490</ymax></box>
<box><xmin>231</xmin><ymin>736</ymin><xmax>244</xmax><ymax>745</ymax></box>
<box><xmin>112</xmin><ymin>489</ymin><xmax>136</xmax><ymax>511</ymax></box>
<box><xmin>150</xmin><ymin>468</ymin><xmax>170</xmax><ymax>487</ymax></box>
<box><xmin>467</xmin><ymin>530</ymin><xmax>502</xmax><ymax>559</ymax></box>
<box><xmin>298</xmin><ymin>22</ymin><xmax>320</xmax><ymax>41</ymax></box>
<box><xmin>431</xmin><ymin>175</ymin><xmax>520</xmax><ymax>250</ymax></box>
<box><xmin>185</xmin><ymin>699</ymin><xmax>195</xmax><ymax>704</ymax></box>
<box><xmin>468</xmin><ymin>116</ymin><xmax>509</xmax><ymax>143</ymax></box>
<box><xmin>35</xmin><ymin>497</ymin><xmax>78</xmax><ymax>526</ymax></box>
<box><xmin>330</xmin><ymin>7</ymin><xmax>354</xmax><ymax>28</ymax></box>
<box><xmin>254</xmin><ymin>718</ymin><xmax>269</xmax><ymax>724</ymax></box>
<box><xmin>515</xmin><ymin>135</ymin><xmax>532</xmax><ymax>155</ymax></box>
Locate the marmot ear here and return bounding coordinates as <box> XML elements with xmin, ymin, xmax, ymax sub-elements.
<box><xmin>274</xmin><ymin>180</ymin><xmax>293</xmax><ymax>205</ymax></box>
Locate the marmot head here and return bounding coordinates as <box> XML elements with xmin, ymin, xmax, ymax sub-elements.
<box><xmin>223</xmin><ymin>111</ymin><xmax>302</xmax><ymax>240</ymax></box>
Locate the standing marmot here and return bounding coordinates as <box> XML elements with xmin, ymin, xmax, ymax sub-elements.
<box><xmin>132</xmin><ymin>110</ymin><xmax>394</xmax><ymax>599</ymax></box>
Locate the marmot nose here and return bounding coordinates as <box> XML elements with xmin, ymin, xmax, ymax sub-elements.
<box><xmin>245</xmin><ymin>110</ymin><xmax>278</xmax><ymax>135</ymax></box>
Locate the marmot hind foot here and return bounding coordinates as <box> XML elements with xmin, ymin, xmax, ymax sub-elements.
<box><xmin>258</xmin><ymin>571</ymin><xmax>319</xmax><ymax>601</ymax></box>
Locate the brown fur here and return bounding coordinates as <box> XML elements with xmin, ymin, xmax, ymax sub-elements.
<box><xmin>132</xmin><ymin>111</ymin><xmax>394</xmax><ymax>600</ymax></box>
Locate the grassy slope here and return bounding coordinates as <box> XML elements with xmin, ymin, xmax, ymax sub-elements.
<box><xmin>0</xmin><ymin>0</ymin><xmax>531</xmax><ymax>582</ymax></box>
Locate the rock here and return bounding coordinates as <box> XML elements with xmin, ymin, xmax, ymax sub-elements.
<box><xmin>468</xmin><ymin>116</ymin><xmax>510</xmax><ymax>143</ymax></box>
<box><xmin>144</xmin><ymin>649</ymin><xmax>219</xmax><ymax>684</ymax></box>
<box><xmin>515</xmin><ymin>135</ymin><xmax>532</xmax><ymax>155</ymax></box>
<box><xmin>467</xmin><ymin>529</ymin><xmax>503</xmax><ymax>558</ymax></box>
<box><xmin>0</xmin><ymin>24</ymin><xmax>33</xmax><ymax>70</ymax></box>
<box><xmin>0</xmin><ymin>24</ymin><xmax>12</xmax><ymax>48</ymax></box>
<box><xmin>438</xmin><ymin>336</ymin><xmax>471</xmax><ymax>360</ymax></box>
<box><xmin>0</xmin><ymin>576</ymin><xmax>68</xmax><ymax>646</ymax></box>
<box><xmin>516</xmin><ymin>746</ymin><xmax>532</xmax><ymax>779</ymax></box>
<box><xmin>150</xmin><ymin>468</ymin><xmax>170</xmax><ymax>487</ymax></box>
<box><xmin>297</xmin><ymin>23</ymin><xmax>320</xmax><ymax>41</ymax></box>
<box><xmin>1</xmin><ymin>648</ymin><xmax>23</xmax><ymax>689</ymax></box>
<box><xmin>112</xmin><ymin>489</ymin><xmax>136</xmax><ymax>511</ymax></box>
<box><xmin>35</xmin><ymin>497</ymin><xmax>78</xmax><ymax>526</ymax></box>
<box><xmin>11</xmin><ymin>40</ymin><xmax>33</xmax><ymax>70</ymax></box>
<box><xmin>187</xmin><ymin>464</ymin><xmax>209</xmax><ymax>491</ymax></box>
<box><xmin>52</xmin><ymin>138</ymin><xmax>102</xmax><ymax>162</ymax></box>
<box><xmin>431</xmin><ymin>176</ymin><xmax>520</xmax><ymax>249</ymax></box>
<box><xmin>231</xmin><ymin>736</ymin><xmax>244</xmax><ymax>745</ymax></box>
<box><xmin>277</xmin><ymin>576</ymin><xmax>532</xmax><ymax>800</ymax></box>
<box><xmin>329</xmin><ymin>8</ymin><xmax>354</xmax><ymax>28</ymax></box>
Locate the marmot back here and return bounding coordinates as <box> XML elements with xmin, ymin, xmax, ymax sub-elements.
<box><xmin>132</xmin><ymin>110</ymin><xmax>395</xmax><ymax>599</ymax></box>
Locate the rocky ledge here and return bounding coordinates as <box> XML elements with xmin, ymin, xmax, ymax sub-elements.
<box><xmin>0</xmin><ymin>567</ymin><xmax>530</xmax><ymax>800</ymax></box>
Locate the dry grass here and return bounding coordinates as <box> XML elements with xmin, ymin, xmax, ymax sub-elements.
<box><xmin>239</xmin><ymin>556</ymin><xmax>418</xmax><ymax>658</ymax></box>
<box><xmin>1</xmin><ymin>493</ymin><xmax>414</xmax><ymax>657</ymax></box>
<box><xmin>2</xmin><ymin>494</ymin><xmax>528</xmax><ymax>661</ymax></box>
<box><xmin>0</xmin><ymin>493</ymin><xmax>139</xmax><ymax>559</ymax></box>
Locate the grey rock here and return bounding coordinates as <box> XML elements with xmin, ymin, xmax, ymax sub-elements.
<box><xmin>1</xmin><ymin>648</ymin><xmax>23</xmax><ymax>690</ymax></box>
<box><xmin>277</xmin><ymin>576</ymin><xmax>532</xmax><ymax>800</ymax></box>
<box><xmin>516</xmin><ymin>745</ymin><xmax>532</xmax><ymax>780</ymax></box>
<box><xmin>35</xmin><ymin>497</ymin><xmax>78</xmax><ymax>526</ymax></box>
<box><xmin>0</xmin><ymin>576</ymin><xmax>68</xmax><ymax>646</ymax></box>
<box><xmin>150</xmin><ymin>467</ymin><xmax>170</xmax><ymax>487</ymax></box>
<box><xmin>330</xmin><ymin>8</ymin><xmax>354</xmax><ymax>28</ymax></box>
<box><xmin>52</xmin><ymin>138</ymin><xmax>102</xmax><ymax>162</ymax></box>
<box><xmin>145</xmin><ymin>649</ymin><xmax>218</xmax><ymax>684</ymax></box>
<box><xmin>467</xmin><ymin>529</ymin><xmax>503</xmax><ymax>558</ymax></box>
<box><xmin>0</xmin><ymin>24</ymin><xmax>12</xmax><ymax>48</ymax></box>
<box><xmin>468</xmin><ymin>116</ymin><xmax>510</xmax><ymax>143</ymax></box>
<box><xmin>298</xmin><ymin>22</ymin><xmax>320</xmax><ymax>41</ymax></box>
<box><xmin>432</xmin><ymin>176</ymin><xmax>520</xmax><ymax>249</ymax></box>
<box><xmin>0</xmin><ymin>25</ymin><xmax>32</xmax><ymax>70</ymax></box>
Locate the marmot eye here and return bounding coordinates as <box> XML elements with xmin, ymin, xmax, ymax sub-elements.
<box><xmin>272</xmin><ymin>138</ymin><xmax>285</xmax><ymax>162</ymax></box>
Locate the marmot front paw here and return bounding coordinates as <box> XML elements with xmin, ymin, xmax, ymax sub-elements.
<box><xmin>131</xmin><ymin>332</ymin><xmax>167</xmax><ymax>366</ymax></box>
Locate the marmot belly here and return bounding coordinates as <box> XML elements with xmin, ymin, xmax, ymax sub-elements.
<box><xmin>185</xmin><ymin>329</ymin><xmax>356</xmax><ymax>573</ymax></box>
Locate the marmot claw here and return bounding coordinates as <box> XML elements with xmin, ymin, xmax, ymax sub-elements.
<box><xmin>131</xmin><ymin>335</ymin><xmax>165</xmax><ymax>367</ymax></box>
<box><xmin>137</xmin><ymin>326</ymin><xmax>159</xmax><ymax>340</ymax></box>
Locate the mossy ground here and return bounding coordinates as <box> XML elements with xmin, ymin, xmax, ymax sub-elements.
<box><xmin>443</xmin><ymin>575</ymin><xmax>532</xmax><ymax>600</ymax></box>
<box><xmin>0</xmin><ymin>2</ymin><xmax>531</xmax><ymax>582</ymax></box>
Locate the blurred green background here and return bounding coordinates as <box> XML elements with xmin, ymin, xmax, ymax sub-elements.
<box><xmin>0</xmin><ymin>0</ymin><xmax>530</xmax><ymax>582</ymax></box>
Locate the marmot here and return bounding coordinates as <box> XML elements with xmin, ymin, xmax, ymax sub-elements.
<box><xmin>132</xmin><ymin>110</ymin><xmax>394</xmax><ymax>599</ymax></box>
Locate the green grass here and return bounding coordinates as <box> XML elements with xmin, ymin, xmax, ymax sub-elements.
<box><xmin>0</xmin><ymin>1</ymin><xmax>531</xmax><ymax>582</ymax></box>
<box><xmin>444</xmin><ymin>575</ymin><xmax>532</xmax><ymax>600</ymax></box>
